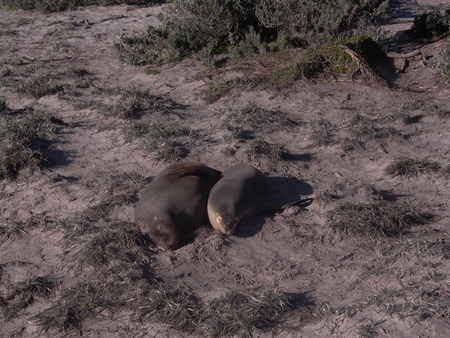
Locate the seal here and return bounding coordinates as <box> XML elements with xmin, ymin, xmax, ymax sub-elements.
<box><xmin>134</xmin><ymin>161</ymin><xmax>221</xmax><ymax>249</ymax></box>
<box><xmin>207</xmin><ymin>163</ymin><xmax>313</xmax><ymax>235</ymax></box>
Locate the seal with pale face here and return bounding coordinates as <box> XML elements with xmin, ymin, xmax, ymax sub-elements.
<box><xmin>207</xmin><ymin>163</ymin><xmax>313</xmax><ymax>235</ymax></box>
<box><xmin>134</xmin><ymin>161</ymin><xmax>221</xmax><ymax>249</ymax></box>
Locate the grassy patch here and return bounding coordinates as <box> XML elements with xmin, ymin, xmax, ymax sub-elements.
<box><xmin>0</xmin><ymin>107</ymin><xmax>63</xmax><ymax>179</ymax></box>
<box><xmin>136</xmin><ymin>284</ymin><xmax>200</xmax><ymax>330</ymax></box>
<box><xmin>200</xmin><ymin>289</ymin><xmax>295</xmax><ymax>337</ymax></box>
<box><xmin>32</xmin><ymin>282</ymin><xmax>112</xmax><ymax>334</ymax></box>
<box><xmin>327</xmin><ymin>202</ymin><xmax>430</xmax><ymax>237</ymax></box>
<box><xmin>134</xmin><ymin>286</ymin><xmax>299</xmax><ymax>336</ymax></box>
<box><xmin>18</xmin><ymin>74</ymin><xmax>64</xmax><ymax>99</ymax></box>
<box><xmin>130</xmin><ymin>122</ymin><xmax>196</xmax><ymax>162</ymax></box>
<box><xmin>201</xmin><ymin>79</ymin><xmax>242</xmax><ymax>103</ymax></box>
<box><xmin>246</xmin><ymin>139</ymin><xmax>290</xmax><ymax>161</ymax></box>
<box><xmin>309</xmin><ymin>119</ymin><xmax>335</xmax><ymax>146</ymax></box>
<box><xmin>0</xmin><ymin>219</ymin><xmax>27</xmax><ymax>242</ymax></box>
<box><xmin>116</xmin><ymin>27</ymin><xmax>181</xmax><ymax>66</ymax></box>
<box><xmin>152</xmin><ymin>141</ymin><xmax>189</xmax><ymax>163</ymax></box>
<box><xmin>109</xmin><ymin>89</ymin><xmax>179</xmax><ymax>119</ymax></box>
<box><xmin>385</xmin><ymin>158</ymin><xmax>443</xmax><ymax>177</ymax></box>
<box><xmin>222</xmin><ymin>102</ymin><xmax>296</xmax><ymax>131</ymax></box>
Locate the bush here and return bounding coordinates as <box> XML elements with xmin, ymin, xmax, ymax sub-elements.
<box><xmin>118</xmin><ymin>0</ymin><xmax>391</xmax><ymax>65</ymax></box>
<box><xmin>410</xmin><ymin>9</ymin><xmax>450</xmax><ymax>42</ymax></box>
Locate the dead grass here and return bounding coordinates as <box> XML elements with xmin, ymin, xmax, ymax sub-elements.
<box><xmin>385</xmin><ymin>158</ymin><xmax>443</xmax><ymax>177</ymax></box>
<box><xmin>0</xmin><ymin>107</ymin><xmax>63</xmax><ymax>179</ymax></box>
<box><xmin>109</xmin><ymin>89</ymin><xmax>179</xmax><ymax>119</ymax></box>
<box><xmin>344</xmin><ymin>114</ymin><xmax>378</xmax><ymax>142</ymax></box>
<box><xmin>152</xmin><ymin>141</ymin><xmax>189</xmax><ymax>163</ymax></box>
<box><xmin>0</xmin><ymin>219</ymin><xmax>28</xmax><ymax>242</ymax></box>
<box><xmin>200</xmin><ymin>289</ymin><xmax>295</xmax><ymax>337</ymax></box>
<box><xmin>136</xmin><ymin>284</ymin><xmax>200</xmax><ymax>330</ymax></box>
<box><xmin>18</xmin><ymin>75</ymin><xmax>64</xmax><ymax>99</ymax></box>
<box><xmin>246</xmin><ymin>139</ymin><xmax>291</xmax><ymax>161</ymax></box>
<box><xmin>309</xmin><ymin>119</ymin><xmax>335</xmax><ymax>146</ymax></box>
<box><xmin>327</xmin><ymin>202</ymin><xmax>431</xmax><ymax>237</ymax></box>
<box><xmin>221</xmin><ymin>102</ymin><xmax>297</xmax><ymax>134</ymax></box>
<box><xmin>32</xmin><ymin>282</ymin><xmax>112</xmax><ymax>334</ymax></box>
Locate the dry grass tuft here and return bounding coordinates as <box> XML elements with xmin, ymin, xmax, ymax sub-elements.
<box><xmin>327</xmin><ymin>202</ymin><xmax>431</xmax><ymax>237</ymax></box>
<box><xmin>75</xmin><ymin>222</ymin><xmax>154</xmax><ymax>269</ymax></box>
<box><xmin>201</xmin><ymin>289</ymin><xmax>294</xmax><ymax>337</ymax></box>
<box><xmin>152</xmin><ymin>141</ymin><xmax>189</xmax><ymax>163</ymax></box>
<box><xmin>246</xmin><ymin>139</ymin><xmax>290</xmax><ymax>161</ymax></box>
<box><xmin>222</xmin><ymin>103</ymin><xmax>296</xmax><ymax>131</ymax></box>
<box><xmin>0</xmin><ymin>219</ymin><xmax>28</xmax><ymax>242</ymax></box>
<box><xmin>386</xmin><ymin>158</ymin><xmax>442</xmax><ymax>177</ymax></box>
<box><xmin>18</xmin><ymin>75</ymin><xmax>64</xmax><ymax>98</ymax></box>
<box><xmin>109</xmin><ymin>89</ymin><xmax>179</xmax><ymax>119</ymax></box>
<box><xmin>309</xmin><ymin>119</ymin><xmax>335</xmax><ymax>146</ymax></box>
<box><xmin>136</xmin><ymin>284</ymin><xmax>200</xmax><ymax>330</ymax></box>
<box><xmin>18</xmin><ymin>276</ymin><xmax>57</xmax><ymax>299</ymax></box>
<box><xmin>0</xmin><ymin>108</ymin><xmax>62</xmax><ymax>179</ymax></box>
<box><xmin>32</xmin><ymin>282</ymin><xmax>111</xmax><ymax>334</ymax></box>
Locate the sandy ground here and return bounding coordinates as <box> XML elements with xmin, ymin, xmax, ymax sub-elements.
<box><xmin>1</xmin><ymin>1</ymin><xmax>449</xmax><ymax>337</ymax></box>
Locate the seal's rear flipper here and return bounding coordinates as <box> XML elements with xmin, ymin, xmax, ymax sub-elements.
<box><xmin>281</xmin><ymin>198</ymin><xmax>314</xmax><ymax>210</ymax></box>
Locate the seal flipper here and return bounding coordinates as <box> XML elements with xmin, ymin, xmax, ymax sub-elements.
<box><xmin>280</xmin><ymin>198</ymin><xmax>313</xmax><ymax>210</ymax></box>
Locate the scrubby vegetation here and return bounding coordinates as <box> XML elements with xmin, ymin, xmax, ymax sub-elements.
<box><xmin>0</xmin><ymin>0</ymin><xmax>166</xmax><ymax>13</ymax></box>
<box><xmin>410</xmin><ymin>9</ymin><xmax>450</xmax><ymax>42</ymax></box>
<box><xmin>327</xmin><ymin>202</ymin><xmax>431</xmax><ymax>237</ymax></box>
<box><xmin>0</xmin><ymin>103</ymin><xmax>63</xmax><ymax>179</ymax></box>
<box><xmin>117</xmin><ymin>0</ymin><xmax>390</xmax><ymax>66</ymax></box>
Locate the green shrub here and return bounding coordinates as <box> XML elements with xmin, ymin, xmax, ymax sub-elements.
<box><xmin>410</xmin><ymin>9</ymin><xmax>450</xmax><ymax>42</ymax></box>
<box><xmin>118</xmin><ymin>0</ymin><xmax>391</xmax><ymax>66</ymax></box>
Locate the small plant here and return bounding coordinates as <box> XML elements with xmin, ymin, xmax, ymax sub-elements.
<box><xmin>385</xmin><ymin>158</ymin><xmax>442</xmax><ymax>177</ymax></box>
<box><xmin>222</xmin><ymin>103</ymin><xmax>294</xmax><ymax>130</ymax></box>
<box><xmin>77</xmin><ymin>231</ymin><xmax>118</xmax><ymax>268</ymax></box>
<box><xmin>200</xmin><ymin>289</ymin><xmax>294</xmax><ymax>337</ymax></box>
<box><xmin>18</xmin><ymin>276</ymin><xmax>56</xmax><ymax>298</ymax></box>
<box><xmin>345</xmin><ymin>114</ymin><xmax>378</xmax><ymax>142</ymax></box>
<box><xmin>327</xmin><ymin>202</ymin><xmax>430</xmax><ymax>237</ymax></box>
<box><xmin>309</xmin><ymin>119</ymin><xmax>335</xmax><ymax>146</ymax></box>
<box><xmin>201</xmin><ymin>79</ymin><xmax>241</xmax><ymax>103</ymax></box>
<box><xmin>116</xmin><ymin>27</ymin><xmax>181</xmax><ymax>66</ymax></box>
<box><xmin>18</xmin><ymin>74</ymin><xmax>64</xmax><ymax>99</ymax></box>
<box><xmin>0</xmin><ymin>109</ymin><xmax>62</xmax><ymax>179</ymax></box>
<box><xmin>110</xmin><ymin>89</ymin><xmax>178</xmax><ymax>119</ymax></box>
<box><xmin>32</xmin><ymin>282</ymin><xmax>111</xmax><ymax>333</ymax></box>
<box><xmin>152</xmin><ymin>141</ymin><xmax>189</xmax><ymax>163</ymax></box>
<box><xmin>246</xmin><ymin>139</ymin><xmax>290</xmax><ymax>161</ymax></box>
<box><xmin>136</xmin><ymin>284</ymin><xmax>200</xmax><ymax>330</ymax></box>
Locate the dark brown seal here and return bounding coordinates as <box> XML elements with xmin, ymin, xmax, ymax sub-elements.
<box><xmin>207</xmin><ymin>163</ymin><xmax>313</xmax><ymax>235</ymax></box>
<box><xmin>134</xmin><ymin>161</ymin><xmax>221</xmax><ymax>249</ymax></box>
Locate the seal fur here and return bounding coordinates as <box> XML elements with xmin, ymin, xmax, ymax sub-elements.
<box><xmin>207</xmin><ymin>163</ymin><xmax>313</xmax><ymax>235</ymax></box>
<box><xmin>134</xmin><ymin>161</ymin><xmax>221</xmax><ymax>249</ymax></box>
